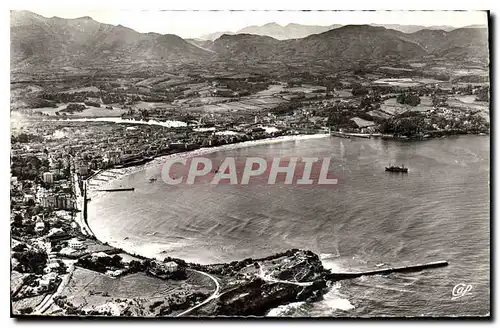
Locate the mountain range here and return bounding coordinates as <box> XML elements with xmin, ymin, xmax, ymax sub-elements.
<box><xmin>10</xmin><ymin>10</ymin><xmax>489</xmax><ymax>73</ymax></box>
<box><xmin>200</xmin><ymin>23</ymin><xmax>343</xmax><ymax>41</ymax></box>
<box><xmin>11</xmin><ymin>10</ymin><xmax>210</xmax><ymax>72</ymax></box>
<box><xmin>210</xmin><ymin>25</ymin><xmax>488</xmax><ymax>65</ymax></box>
<box><xmin>211</xmin><ymin>26</ymin><xmax>427</xmax><ymax>65</ymax></box>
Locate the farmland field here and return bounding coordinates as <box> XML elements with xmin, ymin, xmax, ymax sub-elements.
<box><xmin>60</xmin><ymin>86</ymin><xmax>100</xmax><ymax>94</ymax></box>
<box><xmin>195</xmin><ymin>96</ymin><xmax>287</xmax><ymax>113</ymax></box>
<box><xmin>448</xmin><ymin>96</ymin><xmax>489</xmax><ymax>117</ymax></box>
<box><xmin>35</xmin><ymin>104</ymin><xmax>127</xmax><ymax>117</ymax></box>
<box><xmin>367</xmin><ymin>109</ymin><xmax>392</xmax><ymax>120</ymax></box>
<box><xmin>408</xmin><ymin>63</ymin><xmax>427</xmax><ymax>68</ymax></box>
<box><xmin>12</xmin><ymin>294</ymin><xmax>46</xmax><ymax>313</ymax></box>
<box><xmin>286</xmin><ymin>85</ymin><xmax>326</xmax><ymax>93</ymax></box>
<box><xmin>333</xmin><ymin>90</ymin><xmax>353</xmax><ymax>98</ymax></box>
<box><xmin>351</xmin><ymin>117</ymin><xmax>375</xmax><ymax>128</ymax></box>
<box><xmin>373</xmin><ymin>78</ymin><xmax>441</xmax><ymax>88</ymax></box>
<box><xmin>58</xmin><ymin>267</ymin><xmax>215</xmax><ymax>313</ymax></box>
<box><xmin>380</xmin><ymin>97</ymin><xmax>433</xmax><ymax>115</ymax></box>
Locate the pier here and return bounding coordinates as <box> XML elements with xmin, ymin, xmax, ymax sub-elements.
<box><xmin>326</xmin><ymin>260</ymin><xmax>448</xmax><ymax>281</ymax></box>
<box><xmin>97</xmin><ymin>187</ymin><xmax>135</xmax><ymax>192</ymax></box>
<box><xmin>330</xmin><ymin>131</ymin><xmax>374</xmax><ymax>139</ymax></box>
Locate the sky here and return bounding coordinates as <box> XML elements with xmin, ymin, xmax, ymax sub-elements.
<box><xmin>18</xmin><ymin>9</ymin><xmax>488</xmax><ymax>39</ymax></box>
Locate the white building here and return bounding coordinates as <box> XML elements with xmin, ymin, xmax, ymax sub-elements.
<box><xmin>35</xmin><ymin>220</ymin><xmax>45</xmax><ymax>233</ymax></box>
<box><xmin>10</xmin><ymin>177</ymin><xmax>22</xmax><ymax>192</ymax></box>
<box><xmin>164</xmin><ymin>261</ymin><xmax>179</xmax><ymax>272</ymax></box>
<box><xmin>47</xmin><ymin>227</ymin><xmax>65</xmax><ymax>238</ymax></box>
<box><xmin>77</xmin><ymin>161</ymin><xmax>89</xmax><ymax>175</ymax></box>
<box><xmin>40</xmin><ymin>194</ymin><xmax>56</xmax><ymax>208</ymax></box>
<box><xmin>39</xmin><ymin>272</ymin><xmax>58</xmax><ymax>288</ymax></box>
<box><xmin>68</xmin><ymin>238</ymin><xmax>85</xmax><ymax>250</ymax></box>
<box><xmin>107</xmin><ymin>151</ymin><xmax>122</xmax><ymax>165</ymax></box>
<box><xmin>42</xmin><ymin>172</ymin><xmax>54</xmax><ymax>184</ymax></box>
<box><xmin>55</xmin><ymin>195</ymin><xmax>73</xmax><ymax>210</ymax></box>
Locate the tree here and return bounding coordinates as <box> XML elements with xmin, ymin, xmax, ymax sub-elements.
<box><xmin>12</xmin><ymin>243</ymin><xmax>27</xmax><ymax>252</ymax></box>
<box><xmin>19</xmin><ymin>307</ymin><xmax>33</xmax><ymax>314</ymax></box>
<box><xmin>110</xmin><ymin>255</ymin><xmax>123</xmax><ymax>267</ymax></box>
<box><xmin>12</xmin><ymin>249</ymin><xmax>48</xmax><ymax>274</ymax></box>
<box><xmin>360</xmin><ymin>97</ymin><xmax>372</xmax><ymax>109</ymax></box>
<box><xmin>351</xmin><ymin>85</ymin><xmax>369</xmax><ymax>97</ymax></box>
<box><xmin>397</xmin><ymin>93</ymin><xmax>421</xmax><ymax>106</ymax></box>
<box><xmin>432</xmin><ymin>95</ymin><xmax>447</xmax><ymax>107</ymax></box>
<box><xmin>56</xmin><ymin>260</ymin><xmax>68</xmax><ymax>274</ymax></box>
<box><xmin>476</xmin><ymin>87</ymin><xmax>489</xmax><ymax>102</ymax></box>
<box><xmin>12</xmin><ymin>214</ymin><xmax>23</xmax><ymax>228</ymax></box>
<box><xmin>129</xmin><ymin>260</ymin><xmax>143</xmax><ymax>273</ymax></box>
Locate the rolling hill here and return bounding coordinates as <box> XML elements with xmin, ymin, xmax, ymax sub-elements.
<box><xmin>199</xmin><ymin>23</ymin><xmax>482</xmax><ymax>41</ymax></box>
<box><xmin>212</xmin><ymin>24</ymin><xmax>489</xmax><ymax>66</ymax></box>
<box><xmin>235</xmin><ymin>22</ymin><xmax>342</xmax><ymax>40</ymax></box>
<box><xmin>212</xmin><ymin>25</ymin><xmax>429</xmax><ymax>66</ymax></box>
<box><xmin>407</xmin><ymin>27</ymin><xmax>489</xmax><ymax>62</ymax></box>
<box><xmin>11</xmin><ymin>11</ymin><xmax>489</xmax><ymax>73</ymax></box>
<box><xmin>11</xmin><ymin>10</ymin><xmax>213</xmax><ymax>72</ymax></box>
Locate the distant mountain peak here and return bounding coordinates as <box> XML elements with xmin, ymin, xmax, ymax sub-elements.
<box><xmin>262</xmin><ymin>22</ymin><xmax>282</xmax><ymax>27</ymax></box>
<box><xmin>76</xmin><ymin>16</ymin><xmax>94</xmax><ymax>20</ymax></box>
<box><xmin>10</xmin><ymin>10</ymin><xmax>212</xmax><ymax>72</ymax></box>
<box><xmin>338</xmin><ymin>24</ymin><xmax>385</xmax><ymax>30</ymax></box>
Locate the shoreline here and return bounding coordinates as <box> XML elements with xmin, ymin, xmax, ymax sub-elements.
<box><xmin>87</xmin><ymin>132</ymin><xmax>331</xmax><ymax>193</ymax></box>
<box><xmin>84</xmin><ymin>132</ymin><xmax>330</xmax><ymax>261</ymax></box>
<box><xmin>72</xmin><ymin>172</ymin><xmax>94</xmax><ymax>238</ymax></box>
<box><xmin>83</xmin><ymin>132</ymin><xmax>488</xmax><ymax>262</ymax></box>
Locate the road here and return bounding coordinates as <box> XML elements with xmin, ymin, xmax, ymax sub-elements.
<box><xmin>176</xmin><ymin>269</ymin><xmax>220</xmax><ymax>317</ymax></box>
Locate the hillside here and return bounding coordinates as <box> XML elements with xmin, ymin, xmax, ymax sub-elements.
<box><xmin>236</xmin><ymin>22</ymin><xmax>342</xmax><ymax>40</ymax></box>
<box><xmin>294</xmin><ymin>25</ymin><xmax>428</xmax><ymax>61</ymax></box>
<box><xmin>212</xmin><ymin>24</ymin><xmax>489</xmax><ymax>66</ymax></box>
<box><xmin>200</xmin><ymin>23</ymin><xmax>467</xmax><ymax>41</ymax></box>
<box><xmin>11</xmin><ymin>11</ymin><xmax>489</xmax><ymax>74</ymax></box>
<box><xmin>213</xmin><ymin>25</ymin><xmax>428</xmax><ymax>66</ymax></box>
<box><xmin>211</xmin><ymin>34</ymin><xmax>282</xmax><ymax>60</ymax></box>
<box><xmin>10</xmin><ymin>10</ymin><xmax>212</xmax><ymax>73</ymax></box>
<box><xmin>371</xmin><ymin>24</ymin><xmax>456</xmax><ymax>34</ymax></box>
<box><xmin>407</xmin><ymin>27</ymin><xmax>489</xmax><ymax>62</ymax></box>
<box><xmin>199</xmin><ymin>31</ymin><xmax>234</xmax><ymax>41</ymax></box>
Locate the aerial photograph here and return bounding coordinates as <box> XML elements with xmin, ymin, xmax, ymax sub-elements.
<box><xmin>9</xmin><ymin>9</ymin><xmax>490</xmax><ymax>318</ymax></box>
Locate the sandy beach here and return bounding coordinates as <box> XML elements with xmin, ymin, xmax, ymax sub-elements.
<box><xmin>84</xmin><ymin>133</ymin><xmax>330</xmax><ymax>260</ymax></box>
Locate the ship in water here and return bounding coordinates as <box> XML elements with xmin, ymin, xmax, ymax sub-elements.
<box><xmin>149</xmin><ymin>177</ymin><xmax>157</xmax><ymax>183</ymax></box>
<box><xmin>385</xmin><ymin>164</ymin><xmax>408</xmax><ymax>173</ymax></box>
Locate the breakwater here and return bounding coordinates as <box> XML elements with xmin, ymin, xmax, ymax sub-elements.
<box><xmin>326</xmin><ymin>260</ymin><xmax>449</xmax><ymax>281</ymax></box>
<box><xmin>97</xmin><ymin>187</ymin><xmax>135</xmax><ymax>192</ymax></box>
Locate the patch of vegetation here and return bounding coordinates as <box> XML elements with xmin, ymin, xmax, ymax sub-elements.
<box><xmin>476</xmin><ymin>86</ymin><xmax>489</xmax><ymax>102</ymax></box>
<box><xmin>12</xmin><ymin>249</ymin><xmax>48</xmax><ymax>274</ymax></box>
<box><xmin>351</xmin><ymin>83</ymin><xmax>369</xmax><ymax>96</ymax></box>
<box><xmin>397</xmin><ymin>93</ymin><xmax>421</xmax><ymax>106</ymax></box>
<box><xmin>76</xmin><ymin>254</ymin><xmax>124</xmax><ymax>273</ymax></box>
<box><xmin>270</xmin><ymin>101</ymin><xmax>300</xmax><ymax>115</ymax></box>
<box><xmin>84</xmin><ymin>101</ymin><xmax>101</xmax><ymax>107</ymax></box>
